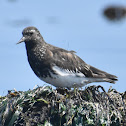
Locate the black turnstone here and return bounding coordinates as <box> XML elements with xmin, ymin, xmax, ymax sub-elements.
<box><xmin>17</xmin><ymin>26</ymin><xmax>118</xmax><ymax>89</ymax></box>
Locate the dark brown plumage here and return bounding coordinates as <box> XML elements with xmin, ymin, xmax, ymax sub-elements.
<box><xmin>17</xmin><ymin>26</ymin><xmax>118</xmax><ymax>88</ymax></box>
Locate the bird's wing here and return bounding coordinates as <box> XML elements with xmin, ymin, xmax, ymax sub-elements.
<box><xmin>46</xmin><ymin>46</ymin><xmax>93</xmax><ymax>77</ymax></box>
<box><xmin>46</xmin><ymin>45</ymin><xmax>118</xmax><ymax>82</ymax></box>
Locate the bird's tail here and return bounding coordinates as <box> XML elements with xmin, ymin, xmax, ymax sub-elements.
<box><xmin>90</xmin><ymin>66</ymin><xmax>118</xmax><ymax>84</ymax></box>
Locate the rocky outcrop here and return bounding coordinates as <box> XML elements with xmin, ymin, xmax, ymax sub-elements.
<box><xmin>0</xmin><ymin>85</ymin><xmax>126</xmax><ymax>126</ymax></box>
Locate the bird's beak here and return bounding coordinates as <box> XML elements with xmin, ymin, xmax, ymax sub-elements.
<box><xmin>17</xmin><ymin>37</ymin><xmax>25</xmax><ymax>44</ymax></box>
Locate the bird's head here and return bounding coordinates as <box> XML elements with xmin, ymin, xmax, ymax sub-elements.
<box><xmin>17</xmin><ymin>26</ymin><xmax>42</xmax><ymax>44</ymax></box>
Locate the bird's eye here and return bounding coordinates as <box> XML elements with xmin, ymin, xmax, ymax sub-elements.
<box><xmin>27</xmin><ymin>32</ymin><xmax>33</xmax><ymax>35</ymax></box>
<box><xmin>29</xmin><ymin>32</ymin><xmax>33</xmax><ymax>35</ymax></box>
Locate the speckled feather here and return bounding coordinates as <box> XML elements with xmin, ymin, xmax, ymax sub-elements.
<box><xmin>18</xmin><ymin>26</ymin><xmax>118</xmax><ymax>88</ymax></box>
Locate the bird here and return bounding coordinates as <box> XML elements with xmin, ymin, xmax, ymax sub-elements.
<box><xmin>17</xmin><ymin>26</ymin><xmax>118</xmax><ymax>89</ymax></box>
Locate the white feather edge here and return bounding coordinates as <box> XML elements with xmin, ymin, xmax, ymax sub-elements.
<box><xmin>40</xmin><ymin>66</ymin><xmax>89</xmax><ymax>88</ymax></box>
<box><xmin>52</xmin><ymin>66</ymin><xmax>85</xmax><ymax>77</ymax></box>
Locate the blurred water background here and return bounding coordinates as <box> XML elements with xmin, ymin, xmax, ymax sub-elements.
<box><xmin>0</xmin><ymin>0</ymin><xmax>126</xmax><ymax>95</ymax></box>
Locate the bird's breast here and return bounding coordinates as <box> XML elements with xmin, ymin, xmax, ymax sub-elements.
<box><xmin>26</xmin><ymin>45</ymin><xmax>52</xmax><ymax>77</ymax></box>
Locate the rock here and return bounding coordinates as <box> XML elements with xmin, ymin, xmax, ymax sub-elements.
<box><xmin>0</xmin><ymin>85</ymin><xmax>125</xmax><ymax>126</ymax></box>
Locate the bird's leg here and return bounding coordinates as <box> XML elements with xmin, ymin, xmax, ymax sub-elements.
<box><xmin>73</xmin><ymin>87</ymin><xmax>79</xmax><ymax>96</ymax></box>
<box><xmin>56</xmin><ymin>87</ymin><xmax>68</xmax><ymax>95</ymax></box>
<box><xmin>55</xmin><ymin>87</ymin><xmax>70</xmax><ymax>102</ymax></box>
